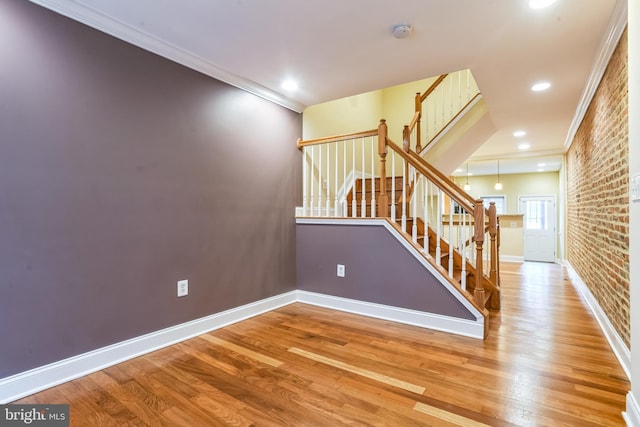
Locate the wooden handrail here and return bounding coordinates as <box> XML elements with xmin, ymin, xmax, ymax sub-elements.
<box><xmin>408</xmin><ymin>111</ymin><xmax>420</xmax><ymax>133</ymax></box>
<box><xmin>386</xmin><ymin>138</ymin><xmax>474</xmax><ymax>214</ymax></box>
<box><xmin>297</xmin><ymin>128</ymin><xmax>378</xmax><ymax>149</ymax></box>
<box><xmin>419</xmin><ymin>74</ymin><xmax>448</xmax><ymax>103</ymax></box>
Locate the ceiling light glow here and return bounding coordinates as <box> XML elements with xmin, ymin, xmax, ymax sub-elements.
<box><xmin>529</xmin><ymin>0</ymin><xmax>557</xmax><ymax>9</ymax></box>
<box><xmin>518</xmin><ymin>143</ymin><xmax>530</xmax><ymax>151</ymax></box>
<box><xmin>531</xmin><ymin>81</ymin><xmax>551</xmax><ymax>92</ymax></box>
<box><xmin>281</xmin><ymin>80</ymin><xmax>298</xmax><ymax>91</ymax></box>
<box><xmin>513</xmin><ymin>130</ymin><xmax>526</xmax><ymax>137</ymax></box>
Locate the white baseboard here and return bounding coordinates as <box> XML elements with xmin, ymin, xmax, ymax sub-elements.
<box><xmin>0</xmin><ymin>288</ymin><xmax>483</xmax><ymax>403</ymax></box>
<box><xmin>565</xmin><ymin>262</ymin><xmax>631</xmax><ymax>380</ymax></box>
<box><xmin>297</xmin><ymin>291</ymin><xmax>484</xmax><ymax>340</ymax></box>
<box><xmin>0</xmin><ymin>291</ymin><xmax>297</xmax><ymax>404</ymax></box>
<box><xmin>624</xmin><ymin>392</ymin><xmax>640</xmax><ymax>427</ymax></box>
<box><xmin>500</xmin><ymin>255</ymin><xmax>523</xmax><ymax>263</ymax></box>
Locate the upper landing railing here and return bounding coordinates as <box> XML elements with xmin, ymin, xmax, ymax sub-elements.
<box><xmin>410</xmin><ymin>70</ymin><xmax>481</xmax><ymax>153</ymax></box>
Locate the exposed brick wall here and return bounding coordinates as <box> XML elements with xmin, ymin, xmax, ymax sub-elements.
<box><xmin>566</xmin><ymin>29</ymin><xmax>629</xmax><ymax>347</ymax></box>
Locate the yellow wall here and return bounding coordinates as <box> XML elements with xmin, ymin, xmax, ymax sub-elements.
<box><xmin>302</xmin><ymin>90</ymin><xmax>384</xmax><ymax>140</ymax></box>
<box><xmin>302</xmin><ymin>76</ymin><xmax>440</xmax><ymax>141</ymax></box>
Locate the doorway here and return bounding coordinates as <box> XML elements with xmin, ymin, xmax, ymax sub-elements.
<box><xmin>519</xmin><ymin>195</ymin><xmax>556</xmax><ymax>263</ymax></box>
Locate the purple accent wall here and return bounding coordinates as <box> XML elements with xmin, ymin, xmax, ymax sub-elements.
<box><xmin>0</xmin><ymin>0</ymin><xmax>300</xmax><ymax>378</ymax></box>
<box><xmin>296</xmin><ymin>223</ymin><xmax>476</xmax><ymax>320</ymax></box>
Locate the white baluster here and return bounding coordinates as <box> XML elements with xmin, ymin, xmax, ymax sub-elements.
<box><xmin>334</xmin><ymin>142</ymin><xmax>338</xmax><ymax>216</ymax></box>
<box><xmin>449</xmin><ymin>197</ymin><xmax>454</xmax><ymax>276</ymax></box>
<box><xmin>310</xmin><ymin>145</ymin><xmax>315</xmax><ymax>217</ymax></box>
<box><xmin>391</xmin><ymin>150</ymin><xmax>396</xmax><ymax>222</ymax></box>
<box><xmin>351</xmin><ymin>139</ymin><xmax>357</xmax><ymax>218</ymax></box>
<box><xmin>302</xmin><ymin>147</ymin><xmax>308</xmax><ymax>216</ymax></box>
<box><xmin>325</xmin><ymin>144</ymin><xmax>330</xmax><ymax>216</ymax></box>
<box><xmin>342</xmin><ymin>141</ymin><xmax>347</xmax><ymax>216</ymax></box>
<box><xmin>401</xmin><ymin>159</ymin><xmax>407</xmax><ymax>233</ymax></box>
<box><xmin>449</xmin><ymin>75</ymin><xmax>454</xmax><ymax>116</ymax></box>
<box><xmin>436</xmin><ymin>189</ymin><xmax>442</xmax><ymax>263</ymax></box>
<box><xmin>423</xmin><ymin>177</ymin><xmax>428</xmax><ymax>254</ymax></box>
<box><xmin>412</xmin><ymin>168</ymin><xmax>417</xmax><ymax>243</ymax></box>
<box><xmin>371</xmin><ymin>137</ymin><xmax>376</xmax><ymax>217</ymax></box>
<box><xmin>458</xmin><ymin>71</ymin><xmax>463</xmax><ymax>111</ymax></box>
<box><xmin>317</xmin><ymin>144</ymin><xmax>323</xmax><ymax>216</ymax></box>
<box><xmin>361</xmin><ymin>137</ymin><xmax>366</xmax><ymax>218</ymax></box>
<box><xmin>441</xmin><ymin>84</ymin><xmax>445</xmax><ymax>135</ymax></box>
<box><xmin>461</xmin><ymin>208</ymin><xmax>467</xmax><ymax>291</ymax></box>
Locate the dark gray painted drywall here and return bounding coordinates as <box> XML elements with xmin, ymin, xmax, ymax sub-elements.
<box><xmin>296</xmin><ymin>223</ymin><xmax>475</xmax><ymax>320</ymax></box>
<box><xmin>0</xmin><ymin>0</ymin><xmax>300</xmax><ymax>378</ymax></box>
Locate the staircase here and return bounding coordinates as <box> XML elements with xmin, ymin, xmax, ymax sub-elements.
<box><xmin>296</xmin><ymin>72</ymin><xmax>501</xmax><ymax>338</ymax></box>
<box><xmin>347</xmin><ymin>176</ymin><xmax>500</xmax><ymax>311</ymax></box>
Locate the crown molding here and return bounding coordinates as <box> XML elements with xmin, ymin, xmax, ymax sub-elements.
<box><xmin>563</xmin><ymin>0</ymin><xmax>628</xmax><ymax>151</ymax></box>
<box><xmin>27</xmin><ymin>0</ymin><xmax>306</xmax><ymax>113</ymax></box>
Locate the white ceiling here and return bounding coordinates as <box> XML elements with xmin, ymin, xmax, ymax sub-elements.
<box><xmin>31</xmin><ymin>0</ymin><xmax>627</xmax><ymax>175</ymax></box>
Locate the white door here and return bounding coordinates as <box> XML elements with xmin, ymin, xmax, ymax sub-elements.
<box><xmin>519</xmin><ymin>196</ymin><xmax>556</xmax><ymax>263</ymax></box>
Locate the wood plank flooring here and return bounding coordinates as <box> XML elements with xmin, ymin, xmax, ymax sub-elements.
<box><xmin>14</xmin><ymin>262</ymin><xmax>630</xmax><ymax>426</ymax></box>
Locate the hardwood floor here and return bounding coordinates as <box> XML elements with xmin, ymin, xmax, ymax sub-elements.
<box><xmin>15</xmin><ymin>262</ymin><xmax>629</xmax><ymax>426</ymax></box>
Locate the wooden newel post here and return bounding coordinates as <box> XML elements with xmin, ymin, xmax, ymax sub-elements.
<box><xmin>402</xmin><ymin>125</ymin><xmax>410</xmax><ymax>152</ymax></box>
<box><xmin>377</xmin><ymin>119</ymin><xmax>389</xmax><ymax>217</ymax></box>
<box><xmin>473</xmin><ymin>200</ymin><xmax>485</xmax><ymax>307</ymax></box>
<box><xmin>489</xmin><ymin>202</ymin><xmax>497</xmax><ymax>285</ymax></box>
<box><xmin>415</xmin><ymin>93</ymin><xmax>422</xmax><ymax>152</ymax></box>
<box><xmin>496</xmin><ymin>219</ymin><xmax>501</xmax><ymax>287</ymax></box>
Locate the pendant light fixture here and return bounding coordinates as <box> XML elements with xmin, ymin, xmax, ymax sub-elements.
<box><xmin>464</xmin><ymin>163</ymin><xmax>471</xmax><ymax>191</ymax></box>
<box><xmin>495</xmin><ymin>159</ymin><xmax>503</xmax><ymax>190</ymax></box>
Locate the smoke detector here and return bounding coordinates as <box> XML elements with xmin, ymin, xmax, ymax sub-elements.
<box><xmin>391</xmin><ymin>24</ymin><xmax>413</xmax><ymax>39</ymax></box>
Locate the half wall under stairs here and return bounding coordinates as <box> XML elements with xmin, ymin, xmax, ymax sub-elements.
<box><xmin>296</xmin><ymin>218</ymin><xmax>486</xmax><ymax>339</ymax></box>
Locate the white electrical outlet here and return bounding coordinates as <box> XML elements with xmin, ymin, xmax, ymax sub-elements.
<box><xmin>177</xmin><ymin>279</ymin><xmax>189</xmax><ymax>297</ymax></box>
<box><xmin>337</xmin><ymin>264</ymin><xmax>345</xmax><ymax>277</ymax></box>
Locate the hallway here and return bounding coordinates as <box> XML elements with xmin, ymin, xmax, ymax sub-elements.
<box><xmin>15</xmin><ymin>262</ymin><xmax>629</xmax><ymax>426</ymax></box>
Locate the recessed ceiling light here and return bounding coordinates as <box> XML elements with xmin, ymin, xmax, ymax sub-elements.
<box><xmin>518</xmin><ymin>143</ymin><xmax>530</xmax><ymax>151</ymax></box>
<box><xmin>531</xmin><ymin>81</ymin><xmax>551</xmax><ymax>92</ymax></box>
<box><xmin>529</xmin><ymin>0</ymin><xmax>557</xmax><ymax>9</ymax></box>
<box><xmin>281</xmin><ymin>80</ymin><xmax>298</xmax><ymax>91</ymax></box>
<box><xmin>513</xmin><ymin>130</ymin><xmax>526</xmax><ymax>137</ymax></box>
<box><xmin>537</xmin><ymin>162</ymin><xmax>546</xmax><ymax>167</ymax></box>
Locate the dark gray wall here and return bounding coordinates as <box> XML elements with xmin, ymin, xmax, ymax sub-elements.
<box><xmin>0</xmin><ymin>0</ymin><xmax>300</xmax><ymax>378</ymax></box>
<box><xmin>297</xmin><ymin>223</ymin><xmax>475</xmax><ymax>320</ymax></box>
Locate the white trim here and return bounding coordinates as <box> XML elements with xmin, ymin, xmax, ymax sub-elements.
<box><xmin>0</xmin><ymin>282</ymin><xmax>485</xmax><ymax>403</ymax></box>
<box><xmin>564</xmin><ymin>0</ymin><xmax>628</xmax><ymax>150</ymax></box>
<box><xmin>0</xmin><ymin>291</ymin><xmax>297</xmax><ymax>404</ymax></box>
<box><xmin>624</xmin><ymin>392</ymin><xmax>640</xmax><ymax>427</ymax></box>
<box><xmin>298</xmin><ymin>291</ymin><xmax>484</xmax><ymax>340</ymax></box>
<box><xmin>27</xmin><ymin>0</ymin><xmax>305</xmax><ymax>113</ymax></box>
<box><xmin>564</xmin><ymin>261</ymin><xmax>631</xmax><ymax>380</ymax></box>
<box><xmin>500</xmin><ymin>255</ymin><xmax>524</xmax><ymax>263</ymax></box>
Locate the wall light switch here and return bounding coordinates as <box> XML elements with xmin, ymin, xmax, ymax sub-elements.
<box><xmin>337</xmin><ymin>264</ymin><xmax>345</xmax><ymax>277</ymax></box>
<box><xmin>631</xmin><ymin>173</ymin><xmax>640</xmax><ymax>203</ymax></box>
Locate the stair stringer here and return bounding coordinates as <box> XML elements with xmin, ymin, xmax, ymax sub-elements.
<box><xmin>296</xmin><ymin>217</ymin><xmax>488</xmax><ymax>339</ymax></box>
